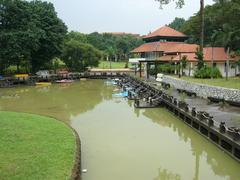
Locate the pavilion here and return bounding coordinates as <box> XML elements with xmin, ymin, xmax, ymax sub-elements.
<box><xmin>130</xmin><ymin>26</ymin><xmax>238</xmax><ymax>78</ymax></box>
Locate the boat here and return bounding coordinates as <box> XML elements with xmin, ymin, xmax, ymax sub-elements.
<box><xmin>35</xmin><ymin>82</ymin><xmax>52</xmax><ymax>86</ymax></box>
<box><xmin>55</xmin><ymin>79</ymin><xmax>74</xmax><ymax>83</ymax></box>
<box><xmin>112</xmin><ymin>91</ymin><xmax>128</xmax><ymax>97</ymax></box>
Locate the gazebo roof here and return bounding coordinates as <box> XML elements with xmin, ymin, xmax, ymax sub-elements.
<box><xmin>144</xmin><ymin>26</ymin><xmax>187</xmax><ymax>40</ymax></box>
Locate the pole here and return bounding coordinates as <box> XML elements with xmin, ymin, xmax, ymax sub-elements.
<box><xmin>139</xmin><ymin>62</ymin><xmax>142</xmax><ymax>78</ymax></box>
<box><xmin>226</xmin><ymin>47</ymin><xmax>230</xmax><ymax>80</ymax></box>
<box><xmin>200</xmin><ymin>0</ymin><xmax>204</xmax><ymax>52</ymax></box>
<box><xmin>211</xmin><ymin>46</ymin><xmax>214</xmax><ymax>79</ymax></box>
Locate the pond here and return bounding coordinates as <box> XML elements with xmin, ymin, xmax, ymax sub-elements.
<box><xmin>0</xmin><ymin>80</ymin><xmax>239</xmax><ymax>180</ymax></box>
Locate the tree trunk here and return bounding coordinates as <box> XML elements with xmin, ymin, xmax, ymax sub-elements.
<box><xmin>226</xmin><ymin>47</ymin><xmax>230</xmax><ymax>80</ymax></box>
<box><xmin>200</xmin><ymin>0</ymin><xmax>204</xmax><ymax>52</ymax></box>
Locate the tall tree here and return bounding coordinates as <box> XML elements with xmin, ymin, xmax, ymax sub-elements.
<box><xmin>168</xmin><ymin>17</ymin><xmax>186</xmax><ymax>31</ymax></box>
<box><xmin>0</xmin><ymin>0</ymin><xmax>67</xmax><ymax>73</ymax></box>
<box><xmin>212</xmin><ymin>24</ymin><xmax>240</xmax><ymax>79</ymax></box>
<box><xmin>28</xmin><ymin>0</ymin><xmax>67</xmax><ymax>72</ymax></box>
<box><xmin>156</xmin><ymin>0</ymin><xmax>205</xmax><ymax>51</ymax></box>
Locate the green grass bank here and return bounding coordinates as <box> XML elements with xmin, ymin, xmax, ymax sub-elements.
<box><xmin>0</xmin><ymin>111</ymin><xmax>76</xmax><ymax>180</ymax></box>
<box><xmin>98</xmin><ymin>61</ymin><xmax>131</xmax><ymax>69</ymax></box>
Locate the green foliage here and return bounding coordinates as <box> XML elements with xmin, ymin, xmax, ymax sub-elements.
<box><xmin>0</xmin><ymin>0</ymin><xmax>67</xmax><ymax>73</ymax></box>
<box><xmin>159</xmin><ymin>63</ymin><xmax>175</xmax><ymax>74</ymax></box>
<box><xmin>156</xmin><ymin>0</ymin><xmax>185</xmax><ymax>8</ymax></box>
<box><xmin>149</xmin><ymin>63</ymin><xmax>175</xmax><ymax>75</ymax></box>
<box><xmin>66</xmin><ymin>31</ymin><xmax>144</xmax><ymax>62</ymax></box>
<box><xmin>180</xmin><ymin>0</ymin><xmax>240</xmax><ymax>49</ymax></box>
<box><xmin>168</xmin><ymin>17</ymin><xmax>186</xmax><ymax>31</ymax></box>
<box><xmin>180</xmin><ymin>55</ymin><xmax>188</xmax><ymax>68</ymax></box>
<box><xmin>236</xmin><ymin>60</ymin><xmax>240</xmax><ymax>66</ymax></box>
<box><xmin>62</xmin><ymin>40</ymin><xmax>102</xmax><ymax>72</ymax></box>
<box><xmin>195</xmin><ymin>48</ymin><xmax>204</xmax><ymax>70</ymax></box>
<box><xmin>194</xmin><ymin>66</ymin><xmax>222</xmax><ymax>78</ymax></box>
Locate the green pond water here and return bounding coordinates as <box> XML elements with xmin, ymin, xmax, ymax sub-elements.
<box><xmin>0</xmin><ymin>80</ymin><xmax>239</xmax><ymax>180</ymax></box>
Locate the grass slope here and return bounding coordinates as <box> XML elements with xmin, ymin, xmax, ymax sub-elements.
<box><xmin>0</xmin><ymin>111</ymin><xmax>76</xmax><ymax>180</ymax></box>
<box><xmin>98</xmin><ymin>61</ymin><xmax>130</xmax><ymax>69</ymax></box>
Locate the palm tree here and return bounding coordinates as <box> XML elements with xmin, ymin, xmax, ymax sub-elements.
<box><xmin>156</xmin><ymin>0</ymin><xmax>205</xmax><ymax>51</ymax></box>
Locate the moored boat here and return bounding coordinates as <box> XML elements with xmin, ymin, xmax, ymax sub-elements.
<box><xmin>35</xmin><ymin>82</ymin><xmax>52</xmax><ymax>86</ymax></box>
<box><xmin>55</xmin><ymin>79</ymin><xmax>74</xmax><ymax>83</ymax></box>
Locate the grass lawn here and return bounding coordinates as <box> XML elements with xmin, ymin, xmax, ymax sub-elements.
<box><xmin>97</xmin><ymin>60</ymin><xmax>131</xmax><ymax>69</ymax></box>
<box><xmin>170</xmin><ymin>75</ymin><xmax>240</xmax><ymax>89</ymax></box>
<box><xmin>0</xmin><ymin>111</ymin><xmax>76</xmax><ymax>180</ymax></box>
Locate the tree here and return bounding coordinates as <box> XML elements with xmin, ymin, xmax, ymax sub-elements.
<box><xmin>66</xmin><ymin>31</ymin><xmax>88</xmax><ymax>43</ymax></box>
<box><xmin>168</xmin><ymin>17</ymin><xmax>186</xmax><ymax>31</ymax></box>
<box><xmin>180</xmin><ymin>1</ymin><xmax>240</xmax><ymax>48</ymax></box>
<box><xmin>212</xmin><ymin>24</ymin><xmax>240</xmax><ymax>79</ymax></box>
<box><xmin>62</xmin><ymin>40</ymin><xmax>102</xmax><ymax>72</ymax></box>
<box><xmin>0</xmin><ymin>0</ymin><xmax>34</xmax><ymax>73</ymax></box>
<box><xmin>156</xmin><ymin>0</ymin><xmax>205</xmax><ymax>51</ymax></box>
<box><xmin>28</xmin><ymin>1</ymin><xmax>67</xmax><ymax>72</ymax></box>
<box><xmin>180</xmin><ymin>55</ymin><xmax>188</xmax><ymax>75</ymax></box>
<box><xmin>0</xmin><ymin>0</ymin><xmax>67</xmax><ymax>73</ymax></box>
<box><xmin>195</xmin><ymin>47</ymin><xmax>204</xmax><ymax>70</ymax></box>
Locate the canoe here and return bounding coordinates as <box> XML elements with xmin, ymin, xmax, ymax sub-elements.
<box><xmin>55</xmin><ymin>79</ymin><xmax>74</xmax><ymax>83</ymax></box>
<box><xmin>15</xmin><ymin>74</ymin><xmax>29</xmax><ymax>78</ymax></box>
<box><xmin>35</xmin><ymin>82</ymin><xmax>52</xmax><ymax>86</ymax></box>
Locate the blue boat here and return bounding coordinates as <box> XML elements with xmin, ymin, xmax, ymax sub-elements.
<box><xmin>112</xmin><ymin>91</ymin><xmax>128</xmax><ymax>97</ymax></box>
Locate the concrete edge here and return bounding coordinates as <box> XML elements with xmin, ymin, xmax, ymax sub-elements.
<box><xmin>70</xmin><ymin>128</ymin><xmax>82</xmax><ymax>180</ymax></box>
<box><xmin>165</xmin><ymin>75</ymin><xmax>240</xmax><ymax>91</ymax></box>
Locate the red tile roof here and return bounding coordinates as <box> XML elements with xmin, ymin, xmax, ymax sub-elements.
<box><xmin>203</xmin><ymin>47</ymin><xmax>229</xmax><ymax>61</ymax></box>
<box><xmin>132</xmin><ymin>42</ymin><xmax>198</xmax><ymax>53</ymax></box>
<box><xmin>158</xmin><ymin>48</ymin><xmax>234</xmax><ymax>62</ymax></box>
<box><xmin>144</xmin><ymin>26</ymin><xmax>187</xmax><ymax>39</ymax></box>
<box><xmin>159</xmin><ymin>55</ymin><xmax>178</xmax><ymax>61</ymax></box>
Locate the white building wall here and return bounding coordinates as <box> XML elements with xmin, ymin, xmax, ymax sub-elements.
<box><xmin>182</xmin><ymin>62</ymin><xmax>238</xmax><ymax>77</ymax></box>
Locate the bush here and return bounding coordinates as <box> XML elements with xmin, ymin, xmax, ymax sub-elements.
<box><xmin>194</xmin><ymin>66</ymin><xmax>222</xmax><ymax>78</ymax></box>
<box><xmin>159</xmin><ymin>63</ymin><xmax>175</xmax><ymax>74</ymax></box>
<box><xmin>148</xmin><ymin>63</ymin><xmax>175</xmax><ymax>76</ymax></box>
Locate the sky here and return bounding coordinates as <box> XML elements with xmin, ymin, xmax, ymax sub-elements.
<box><xmin>47</xmin><ymin>0</ymin><xmax>215</xmax><ymax>35</ymax></box>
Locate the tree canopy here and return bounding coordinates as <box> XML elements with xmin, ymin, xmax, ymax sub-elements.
<box><xmin>168</xmin><ymin>17</ymin><xmax>186</xmax><ymax>31</ymax></box>
<box><xmin>66</xmin><ymin>31</ymin><xmax>143</xmax><ymax>62</ymax></box>
<box><xmin>0</xmin><ymin>0</ymin><xmax>67</xmax><ymax>73</ymax></box>
<box><xmin>179</xmin><ymin>0</ymin><xmax>240</xmax><ymax>51</ymax></box>
<box><xmin>62</xmin><ymin>40</ymin><xmax>102</xmax><ymax>72</ymax></box>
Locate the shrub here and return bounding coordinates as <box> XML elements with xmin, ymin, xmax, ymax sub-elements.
<box><xmin>149</xmin><ymin>63</ymin><xmax>175</xmax><ymax>76</ymax></box>
<box><xmin>194</xmin><ymin>66</ymin><xmax>222</xmax><ymax>78</ymax></box>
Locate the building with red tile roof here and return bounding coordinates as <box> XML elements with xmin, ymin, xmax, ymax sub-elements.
<box><xmin>144</xmin><ymin>26</ymin><xmax>188</xmax><ymax>42</ymax></box>
<box><xmin>130</xmin><ymin>26</ymin><xmax>239</xmax><ymax>77</ymax></box>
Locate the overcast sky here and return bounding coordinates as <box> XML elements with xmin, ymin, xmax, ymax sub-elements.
<box><xmin>47</xmin><ymin>0</ymin><xmax>214</xmax><ymax>35</ymax></box>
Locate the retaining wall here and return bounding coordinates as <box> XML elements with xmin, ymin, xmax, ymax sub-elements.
<box><xmin>162</xmin><ymin>76</ymin><xmax>240</xmax><ymax>103</ymax></box>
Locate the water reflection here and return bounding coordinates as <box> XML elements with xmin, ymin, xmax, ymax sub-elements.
<box><xmin>153</xmin><ymin>168</ymin><xmax>181</xmax><ymax>180</ymax></box>
<box><xmin>142</xmin><ymin>108</ymin><xmax>240</xmax><ymax>180</ymax></box>
<box><xmin>0</xmin><ymin>80</ymin><xmax>110</xmax><ymax>122</ymax></box>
